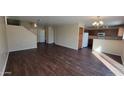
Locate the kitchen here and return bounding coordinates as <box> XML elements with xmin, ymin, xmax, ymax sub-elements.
<box><xmin>84</xmin><ymin>26</ymin><xmax>124</xmax><ymax>49</ymax></box>
<box><xmin>82</xmin><ymin>26</ymin><xmax>124</xmax><ymax>75</ymax></box>
<box><xmin>82</xmin><ymin>25</ymin><xmax>124</xmax><ymax>65</ymax></box>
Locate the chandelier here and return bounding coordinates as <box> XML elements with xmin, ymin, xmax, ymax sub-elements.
<box><xmin>92</xmin><ymin>16</ymin><xmax>104</xmax><ymax>28</ymax></box>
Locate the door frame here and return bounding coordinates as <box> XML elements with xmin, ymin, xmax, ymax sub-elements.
<box><xmin>78</xmin><ymin>27</ymin><xmax>84</xmax><ymax>49</ymax></box>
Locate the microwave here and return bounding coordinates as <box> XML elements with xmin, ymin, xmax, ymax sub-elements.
<box><xmin>97</xmin><ymin>32</ymin><xmax>105</xmax><ymax>37</ymax></box>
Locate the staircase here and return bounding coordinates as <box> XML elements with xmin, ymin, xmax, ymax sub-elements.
<box><xmin>92</xmin><ymin>51</ymin><xmax>124</xmax><ymax>76</ymax></box>
<box><xmin>21</xmin><ymin>22</ymin><xmax>37</xmax><ymax>35</ymax></box>
<box><xmin>7</xmin><ymin>25</ymin><xmax>37</xmax><ymax>52</ymax></box>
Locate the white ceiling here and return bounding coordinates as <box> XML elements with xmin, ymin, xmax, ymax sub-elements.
<box><xmin>8</xmin><ymin>16</ymin><xmax>124</xmax><ymax>26</ymax></box>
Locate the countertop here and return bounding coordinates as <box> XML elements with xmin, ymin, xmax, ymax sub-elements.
<box><xmin>89</xmin><ymin>36</ymin><xmax>123</xmax><ymax>40</ymax></box>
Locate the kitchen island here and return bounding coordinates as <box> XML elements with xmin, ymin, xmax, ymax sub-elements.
<box><xmin>92</xmin><ymin>39</ymin><xmax>123</xmax><ymax>55</ymax></box>
<box><xmin>88</xmin><ymin>35</ymin><xmax>122</xmax><ymax>49</ymax></box>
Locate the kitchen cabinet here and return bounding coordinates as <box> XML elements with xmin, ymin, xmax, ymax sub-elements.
<box><xmin>85</xmin><ymin>28</ymin><xmax>118</xmax><ymax>36</ymax></box>
<box><xmin>118</xmin><ymin>27</ymin><xmax>124</xmax><ymax>37</ymax></box>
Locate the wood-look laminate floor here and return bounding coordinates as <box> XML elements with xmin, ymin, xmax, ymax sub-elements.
<box><xmin>4</xmin><ymin>43</ymin><xmax>114</xmax><ymax>76</ymax></box>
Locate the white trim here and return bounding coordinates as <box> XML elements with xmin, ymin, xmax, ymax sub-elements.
<box><xmin>93</xmin><ymin>49</ymin><xmax>121</xmax><ymax>56</ymax></box>
<box><xmin>92</xmin><ymin>51</ymin><xmax>124</xmax><ymax>76</ymax></box>
<box><xmin>99</xmin><ymin>53</ymin><xmax>124</xmax><ymax>72</ymax></box>
<box><xmin>93</xmin><ymin>48</ymin><xmax>124</xmax><ymax>65</ymax></box>
<box><xmin>1</xmin><ymin>52</ymin><xmax>9</xmax><ymax>76</ymax></box>
<box><xmin>121</xmin><ymin>56</ymin><xmax>124</xmax><ymax>65</ymax></box>
<box><xmin>55</xmin><ymin>43</ymin><xmax>78</xmax><ymax>50</ymax></box>
<box><xmin>8</xmin><ymin>46</ymin><xmax>37</xmax><ymax>52</ymax></box>
<box><xmin>102</xmin><ymin>51</ymin><xmax>121</xmax><ymax>56</ymax></box>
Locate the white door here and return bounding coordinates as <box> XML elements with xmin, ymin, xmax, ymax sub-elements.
<box><xmin>38</xmin><ymin>29</ymin><xmax>45</xmax><ymax>43</ymax></box>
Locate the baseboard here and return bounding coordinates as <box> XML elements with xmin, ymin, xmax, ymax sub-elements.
<box><xmin>93</xmin><ymin>49</ymin><xmax>121</xmax><ymax>56</ymax></box>
<box><xmin>1</xmin><ymin>52</ymin><xmax>9</xmax><ymax>76</ymax></box>
<box><xmin>101</xmin><ymin>51</ymin><xmax>121</xmax><ymax>56</ymax></box>
<box><xmin>55</xmin><ymin>43</ymin><xmax>78</xmax><ymax>50</ymax></box>
<box><xmin>92</xmin><ymin>51</ymin><xmax>124</xmax><ymax>76</ymax></box>
<box><xmin>9</xmin><ymin>45</ymin><xmax>37</xmax><ymax>52</ymax></box>
<box><xmin>93</xmin><ymin>50</ymin><xmax>124</xmax><ymax>65</ymax></box>
<box><xmin>47</xmin><ymin>43</ymin><xmax>55</xmax><ymax>45</ymax></box>
<box><xmin>121</xmin><ymin>56</ymin><xmax>124</xmax><ymax>65</ymax></box>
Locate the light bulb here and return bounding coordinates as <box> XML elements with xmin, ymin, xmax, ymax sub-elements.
<box><xmin>99</xmin><ymin>21</ymin><xmax>104</xmax><ymax>25</ymax></box>
<box><xmin>92</xmin><ymin>21</ymin><xmax>97</xmax><ymax>26</ymax></box>
<box><xmin>34</xmin><ymin>23</ymin><xmax>37</xmax><ymax>27</ymax></box>
<box><xmin>96</xmin><ymin>22</ymin><xmax>99</xmax><ymax>26</ymax></box>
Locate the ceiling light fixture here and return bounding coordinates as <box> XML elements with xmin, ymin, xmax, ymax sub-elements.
<box><xmin>92</xmin><ymin>16</ymin><xmax>104</xmax><ymax>28</ymax></box>
<box><xmin>34</xmin><ymin>23</ymin><xmax>37</xmax><ymax>28</ymax></box>
<box><xmin>34</xmin><ymin>19</ymin><xmax>40</xmax><ymax>28</ymax></box>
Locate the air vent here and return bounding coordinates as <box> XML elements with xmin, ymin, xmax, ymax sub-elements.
<box><xmin>7</xmin><ymin>19</ymin><xmax>21</xmax><ymax>26</ymax></box>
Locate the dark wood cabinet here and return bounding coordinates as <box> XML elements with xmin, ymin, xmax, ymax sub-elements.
<box><xmin>85</xmin><ymin>28</ymin><xmax>120</xmax><ymax>49</ymax></box>
<box><xmin>85</xmin><ymin>28</ymin><xmax>118</xmax><ymax>36</ymax></box>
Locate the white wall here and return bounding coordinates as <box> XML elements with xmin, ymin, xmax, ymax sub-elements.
<box><xmin>54</xmin><ymin>24</ymin><xmax>79</xmax><ymax>50</ymax></box>
<box><xmin>21</xmin><ymin>21</ymin><xmax>37</xmax><ymax>35</ymax></box>
<box><xmin>7</xmin><ymin>25</ymin><xmax>37</xmax><ymax>52</ymax></box>
<box><xmin>46</xmin><ymin>26</ymin><xmax>54</xmax><ymax>44</ymax></box>
<box><xmin>93</xmin><ymin>39</ymin><xmax>123</xmax><ymax>56</ymax></box>
<box><xmin>37</xmin><ymin>28</ymin><xmax>45</xmax><ymax>43</ymax></box>
<box><xmin>0</xmin><ymin>17</ymin><xmax>8</xmax><ymax>75</ymax></box>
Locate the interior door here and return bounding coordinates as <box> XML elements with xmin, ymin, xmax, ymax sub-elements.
<box><xmin>78</xmin><ymin>27</ymin><xmax>84</xmax><ymax>49</ymax></box>
<box><xmin>38</xmin><ymin>29</ymin><xmax>45</xmax><ymax>43</ymax></box>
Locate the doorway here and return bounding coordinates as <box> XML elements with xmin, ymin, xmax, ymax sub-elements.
<box><xmin>37</xmin><ymin>28</ymin><xmax>45</xmax><ymax>43</ymax></box>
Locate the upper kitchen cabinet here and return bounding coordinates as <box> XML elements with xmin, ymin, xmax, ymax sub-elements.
<box><xmin>118</xmin><ymin>27</ymin><xmax>124</xmax><ymax>37</ymax></box>
<box><xmin>85</xmin><ymin>28</ymin><xmax>118</xmax><ymax>36</ymax></box>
